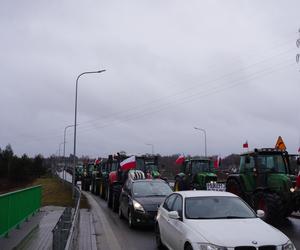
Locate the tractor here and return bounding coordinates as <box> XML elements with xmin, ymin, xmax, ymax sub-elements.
<box><xmin>174</xmin><ymin>156</ymin><xmax>219</xmax><ymax>191</ymax></box>
<box><xmin>136</xmin><ymin>155</ymin><xmax>161</xmax><ymax>179</ymax></box>
<box><xmin>226</xmin><ymin>148</ymin><xmax>300</xmax><ymax>223</ymax></box>
<box><xmin>75</xmin><ymin>164</ymin><xmax>83</xmax><ymax>184</ymax></box>
<box><xmin>81</xmin><ymin>161</ymin><xmax>94</xmax><ymax>191</ymax></box>
<box><xmin>91</xmin><ymin>159</ymin><xmax>104</xmax><ymax>195</ymax></box>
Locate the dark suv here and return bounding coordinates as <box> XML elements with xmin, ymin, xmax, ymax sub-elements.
<box><xmin>118</xmin><ymin>178</ymin><xmax>172</xmax><ymax>228</ymax></box>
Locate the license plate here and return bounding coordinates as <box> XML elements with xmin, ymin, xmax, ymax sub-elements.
<box><xmin>206</xmin><ymin>182</ymin><xmax>226</xmax><ymax>191</ymax></box>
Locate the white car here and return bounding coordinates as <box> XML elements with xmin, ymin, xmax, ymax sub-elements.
<box><xmin>155</xmin><ymin>191</ymin><xmax>295</xmax><ymax>250</ymax></box>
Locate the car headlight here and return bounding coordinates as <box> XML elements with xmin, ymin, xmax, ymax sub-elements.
<box><xmin>198</xmin><ymin>243</ymin><xmax>227</xmax><ymax>250</ymax></box>
<box><xmin>282</xmin><ymin>240</ymin><xmax>296</xmax><ymax>250</ymax></box>
<box><xmin>133</xmin><ymin>200</ymin><xmax>145</xmax><ymax>213</ymax></box>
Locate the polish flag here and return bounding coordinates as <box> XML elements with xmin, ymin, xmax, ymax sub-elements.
<box><xmin>175</xmin><ymin>155</ymin><xmax>185</xmax><ymax>165</ymax></box>
<box><xmin>94</xmin><ymin>158</ymin><xmax>101</xmax><ymax>165</ymax></box>
<box><xmin>120</xmin><ymin>156</ymin><xmax>136</xmax><ymax>171</ymax></box>
<box><xmin>243</xmin><ymin>141</ymin><xmax>248</xmax><ymax>148</ymax></box>
<box><xmin>214</xmin><ymin>157</ymin><xmax>221</xmax><ymax>168</ymax></box>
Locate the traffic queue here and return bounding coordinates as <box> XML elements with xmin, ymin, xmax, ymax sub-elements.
<box><xmin>77</xmin><ymin>143</ymin><xmax>299</xmax><ymax>250</ymax></box>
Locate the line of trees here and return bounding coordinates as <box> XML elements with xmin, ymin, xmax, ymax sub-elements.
<box><xmin>0</xmin><ymin>144</ymin><xmax>47</xmax><ymax>182</ymax></box>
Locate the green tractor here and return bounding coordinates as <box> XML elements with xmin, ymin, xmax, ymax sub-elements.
<box><xmin>136</xmin><ymin>155</ymin><xmax>161</xmax><ymax>179</ymax></box>
<box><xmin>75</xmin><ymin>164</ymin><xmax>83</xmax><ymax>184</ymax></box>
<box><xmin>81</xmin><ymin>161</ymin><xmax>94</xmax><ymax>191</ymax></box>
<box><xmin>91</xmin><ymin>159</ymin><xmax>103</xmax><ymax>195</ymax></box>
<box><xmin>226</xmin><ymin>148</ymin><xmax>300</xmax><ymax>223</ymax></box>
<box><xmin>174</xmin><ymin>156</ymin><xmax>219</xmax><ymax>191</ymax></box>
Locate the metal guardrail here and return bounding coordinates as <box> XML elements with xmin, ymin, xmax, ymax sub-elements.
<box><xmin>64</xmin><ymin>185</ymin><xmax>81</xmax><ymax>250</ymax></box>
<box><xmin>53</xmin><ymin>172</ymin><xmax>81</xmax><ymax>250</ymax></box>
<box><xmin>0</xmin><ymin>185</ymin><xmax>42</xmax><ymax>238</ymax></box>
<box><xmin>52</xmin><ymin>207</ymin><xmax>72</xmax><ymax>250</ymax></box>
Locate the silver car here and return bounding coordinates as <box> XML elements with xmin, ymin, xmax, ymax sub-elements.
<box><xmin>155</xmin><ymin>191</ymin><xmax>295</xmax><ymax>250</ymax></box>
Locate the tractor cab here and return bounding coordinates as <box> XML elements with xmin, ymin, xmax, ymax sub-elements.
<box><xmin>239</xmin><ymin>148</ymin><xmax>292</xmax><ymax>191</ymax></box>
<box><xmin>175</xmin><ymin>156</ymin><xmax>217</xmax><ymax>191</ymax></box>
<box><xmin>136</xmin><ymin>156</ymin><xmax>160</xmax><ymax>178</ymax></box>
<box><xmin>226</xmin><ymin>147</ymin><xmax>300</xmax><ymax>223</ymax></box>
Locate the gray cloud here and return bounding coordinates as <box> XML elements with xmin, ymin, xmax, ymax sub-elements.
<box><xmin>1</xmin><ymin>0</ymin><xmax>299</xmax><ymax>157</ymax></box>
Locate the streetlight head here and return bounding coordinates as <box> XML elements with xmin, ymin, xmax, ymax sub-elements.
<box><xmin>97</xmin><ymin>69</ymin><xmax>106</xmax><ymax>73</ymax></box>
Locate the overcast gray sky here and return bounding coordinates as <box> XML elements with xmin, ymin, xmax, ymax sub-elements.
<box><xmin>1</xmin><ymin>0</ymin><xmax>300</xmax><ymax>158</ymax></box>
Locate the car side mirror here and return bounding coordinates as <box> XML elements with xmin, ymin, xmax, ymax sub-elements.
<box><xmin>168</xmin><ymin>211</ymin><xmax>180</xmax><ymax>220</ymax></box>
<box><xmin>256</xmin><ymin>210</ymin><xmax>265</xmax><ymax>218</ymax></box>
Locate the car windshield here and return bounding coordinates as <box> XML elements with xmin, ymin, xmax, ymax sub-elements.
<box><xmin>185</xmin><ymin>196</ymin><xmax>256</xmax><ymax>219</ymax></box>
<box><xmin>132</xmin><ymin>181</ymin><xmax>172</xmax><ymax>198</ymax></box>
<box><xmin>256</xmin><ymin>155</ymin><xmax>287</xmax><ymax>174</ymax></box>
<box><xmin>192</xmin><ymin>161</ymin><xmax>211</xmax><ymax>174</ymax></box>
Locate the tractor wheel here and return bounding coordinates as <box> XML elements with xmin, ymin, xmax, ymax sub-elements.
<box><xmin>112</xmin><ymin>193</ymin><xmax>119</xmax><ymax>212</ymax></box>
<box><xmin>100</xmin><ymin>183</ymin><xmax>105</xmax><ymax>199</ymax></box>
<box><xmin>174</xmin><ymin>178</ymin><xmax>184</xmax><ymax>191</ymax></box>
<box><xmin>107</xmin><ymin>187</ymin><xmax>113</xmax><ymax>208</ymax></box>
<box><xmin>226</xmin><ymin>178</ymin><xmax>244</xmax><ymax>198</ymax></box>
<box><xmin>253</xmin><ymin>191</ymin><xmax>283</xmax><ymax>223</ymax></box>
<box><xmin>118</xmin><ymin>205</ymin><xmax>124</xmax><ymax>219</ymax></box>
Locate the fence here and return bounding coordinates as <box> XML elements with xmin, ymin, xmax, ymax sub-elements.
<box><xmin>0</xmin><ymin>185</ymin><xmax>42</xmax><ymax>238</ymax></box>
<box><xmin>52</xmin><ymin>173</ymin><xmax>81</xmax><ymax>250</ymax></box>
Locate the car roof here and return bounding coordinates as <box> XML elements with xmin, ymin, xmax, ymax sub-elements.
<box><xmin>173</xmin><ymin>190</ymin><xmax>238</xmax><ymax>198</ymax></box>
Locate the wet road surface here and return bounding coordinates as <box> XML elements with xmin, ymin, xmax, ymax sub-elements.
<box><xmin>89</xmin><ymin>193</ymin><xmax>300</xmax><ymax>249</ymax></box>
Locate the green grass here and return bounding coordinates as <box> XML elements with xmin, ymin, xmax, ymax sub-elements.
<box><xmin>32</xmin><ymin>177</ymin><xmax>90</xmax><ymax>209</ymax></box>
<box><xmin>32</xmin><ymin>178</ymin><xmax>74</xmax><ymax>207</ymax></box>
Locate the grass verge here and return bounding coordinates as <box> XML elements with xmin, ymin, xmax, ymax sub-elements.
<box><xmin>32</xmin><ymin>177</ymin><xmax>74</xmax><ymax>207</ymax></box>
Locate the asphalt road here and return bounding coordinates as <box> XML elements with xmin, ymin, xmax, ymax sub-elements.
<box><xmin>87</xmin><ymin>193</ymin><xmax>156</xmax><ymax>250</ymax></box>
<box><xmin>87</xmin><ymin>192</ymin><xmax>300</xmax><ymax>250</ymax></box>
<box><xmin>276</xmin><ymin>217</ymin><xmax>300</xmax><ymax>249</ymax></box>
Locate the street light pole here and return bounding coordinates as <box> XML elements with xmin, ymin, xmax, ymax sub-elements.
<box><xmin>63</xmin><ymin>125</ymin><xmax>74</xmax><ymax>181</ymax></box>
<box><xmin>194</xmin><ymin>127</ymin><xmax>207</xmax><ymax>157</ymax></box>
<box><xmin>145</xmin><ymin>143</ymin><xmax>154</xmax><ymax>155</ymax></box>
<box><xmin>58</xmin><ymin>142</ymin><xmax>64</xmax><ymax>174</ymax></box>
<box><xmin>58</xmin><ymin>142</ymin><xmax>64</xmax><ymax>157</ymax></box>
<box><xmin>73</xmin><ymin>70</ymin><xmax>106</xmax><ymax>197</ymax></box>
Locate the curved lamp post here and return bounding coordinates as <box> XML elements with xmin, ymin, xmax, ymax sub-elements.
<box><xmin>63</xmin><ymin>125</ymin><xmax>74</xmax><ymax>181</ymax></box>
<box><xmin>73</xmin><ymin>70</ymin><xmax>106</xmax><ymax>196</ymax></box>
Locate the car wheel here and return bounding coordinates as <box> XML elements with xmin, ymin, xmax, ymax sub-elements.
<box><xmin>155</xmin><ymin>224</ymin><xmax>164</xmax><ymax>249</ymax></box>
<box><xmin>184</xmin><ymin>243</ymin><xmax>193</xmax><ymax>250</ymax></box>
<box><xmin>118</xmin><ymin>205</ymin><xmax>124</xmax><ymax>219</ymax></box>
<box><xmin>128</xmin><ymin>210</ymin><xmax>135</xmax><ymax>229</ymax></box>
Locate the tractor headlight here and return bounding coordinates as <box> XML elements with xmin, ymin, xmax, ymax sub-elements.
<box><xmin>133</xmin><ymin>200</ymin><xmax>145</xmax><ymax>213</ymax></box>
<box><xmin>198</xmin><ymin>243</ymin><xmax>227</xmax><ymax>250</ymax></box>
<box><xmin>282</xmin><ymin>240</ymin><xmax>296</xmax><ymax>250</ymax></box>
<box><xmin>290</xmin><ymin>188</ymin><xmax>295</xmax><ymax>193</ymax></box>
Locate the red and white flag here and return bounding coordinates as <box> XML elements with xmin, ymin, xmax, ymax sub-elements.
<box><xmin>243</xmin><ymin>141</ymin><xmax>248</xmax><ymax>148</ymax></box>
<box><xmin>120</xmin><ymin>156</ymin><xmax>136</xmax><ymax>171</ymax></box>
<box><xmin>94</xmin><ymin>158</ymin><xmax>101</xmax><ymax>165</ymax></box>
<box><xmin>214</xmin><ymin>157</ymin><xmax>221</xmax><ymax>168</ymax></box>
<box><xmin>175</xmin><ymin>155</ymin><xmax>185</xmax><ymax>165</ymax></box>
